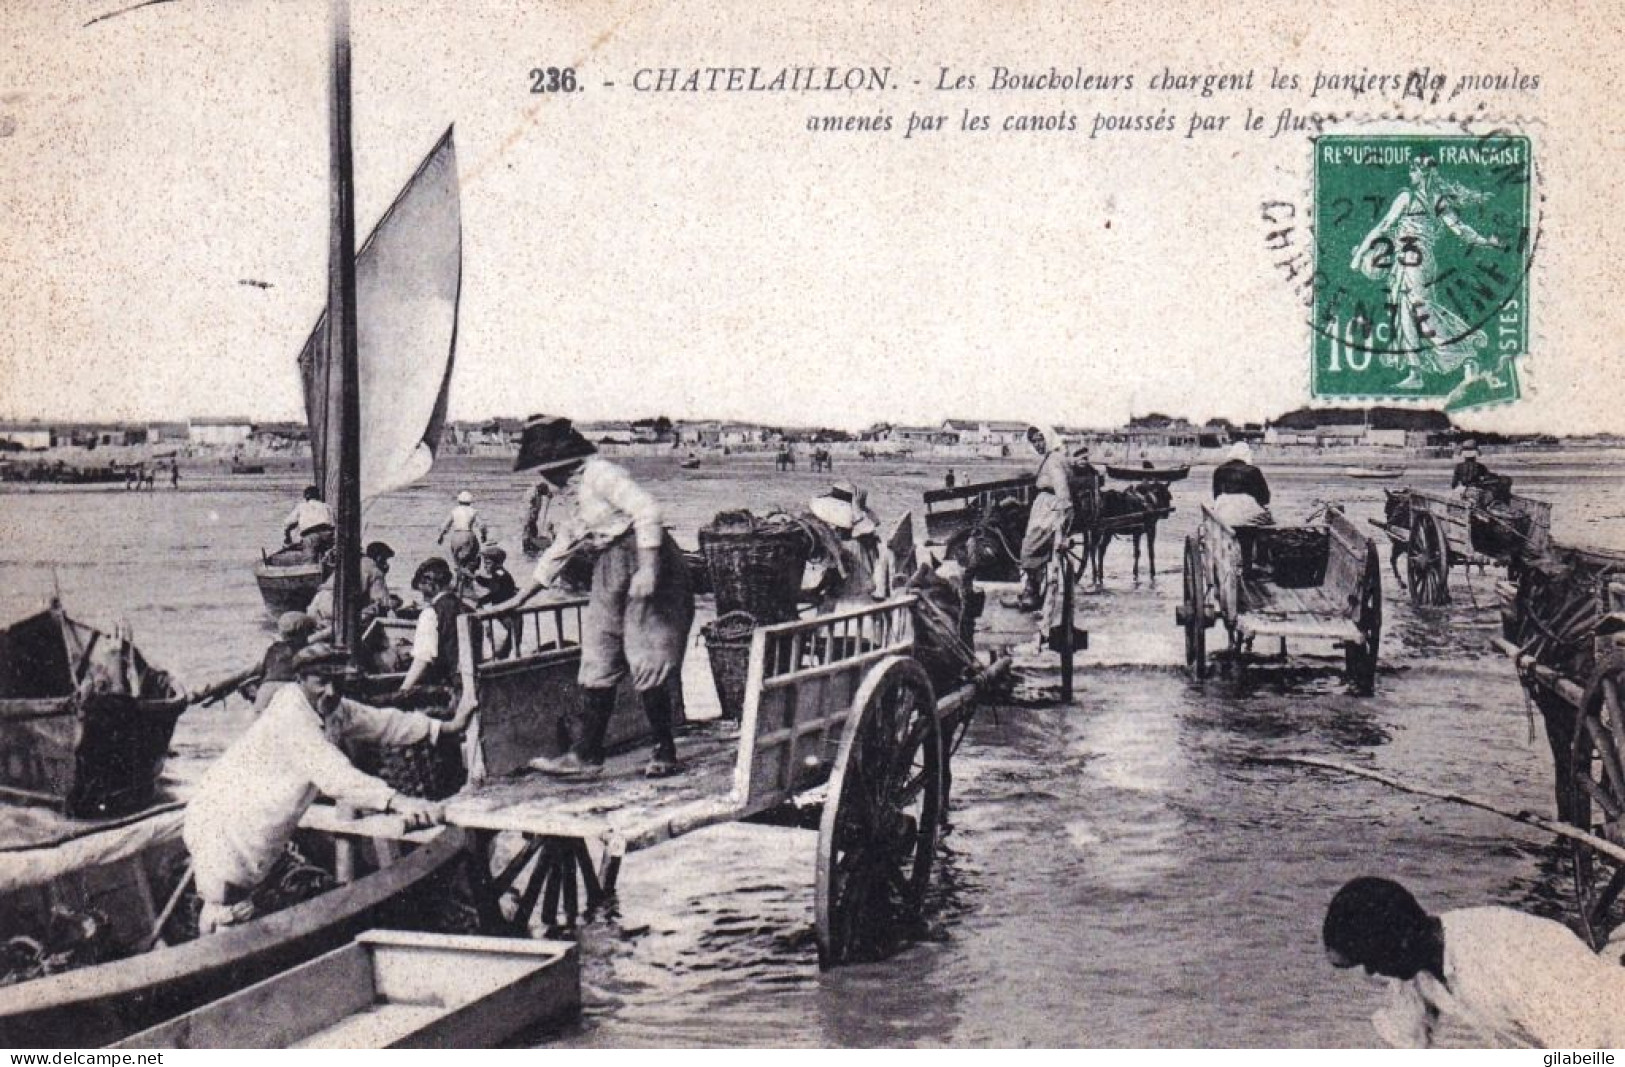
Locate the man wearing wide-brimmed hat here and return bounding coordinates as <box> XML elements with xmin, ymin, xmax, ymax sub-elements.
<box><xmin>183</xmin><ymin>643</ymin><xmax>473</xmax><ymax>934</ymax></box>
<box><xmin>497</xmin><ymin>415</ymin><xmax>695</xmax><ymax>779</ymax></box>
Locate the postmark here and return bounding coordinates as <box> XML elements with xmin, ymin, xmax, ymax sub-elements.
<box><xmin>1311</xmin><ymin>131</ymin><xmax>1533</xmax><ymax>412</ymax></box>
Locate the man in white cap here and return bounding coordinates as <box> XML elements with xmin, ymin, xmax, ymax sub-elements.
<box><xmin>184</xmin><ymin>644</ymin><xmax>473</xmax><ymax>934</ymax></box>
<box><xmin>437</xmin><ymin>490</ymin><xmax>488</xmax><ymax>572</ymax></box>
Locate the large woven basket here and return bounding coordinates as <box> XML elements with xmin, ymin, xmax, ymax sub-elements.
<box><xmin>701</xmin><ymin>611</ymin><xmax>756</xmax><ymax>722</ymax></box>
<box><xmin>699</xmin><ymin>512</ymin><xmax>811</xmax><ymax>624</ymax></box>
<box><xmin>1257</xmin><ymin>526</ymin><xmax>1329</xmax><ymax>588</ymax></box>
<box><xmin>344</xmin><ymin>684</ymin><xmax>467</xmax><ymax>800</ymax></box>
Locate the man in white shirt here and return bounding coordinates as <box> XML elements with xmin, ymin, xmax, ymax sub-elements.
<box><xmin>283</xmin><ymin>485</ymin><xmax>335</xmax><ymax>562</ymax></box>
<box><xmin>1323</xmin><ymin>875</ymin><xmax>1625</xmax><ymax>1047</ymax></box>
<box><xmin>437</xmin><ymin>490</ymin><xmax>488</xmax><ymax>572</ymax></box>
<box><xmin>183</xmin><ymin>644</ymin><xmax>472</xmax><ymax>934</ymax></box>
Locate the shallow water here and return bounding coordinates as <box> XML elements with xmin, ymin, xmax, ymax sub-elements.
<box><xmin>1</xmin><ymin>450</ymin><xmax>1619</xmax><ymax>1046</ymax></box>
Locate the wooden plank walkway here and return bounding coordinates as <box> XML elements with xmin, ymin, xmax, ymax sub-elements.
<box><xmin>444</xmin><ymin>723</ymin><xmax>746</xmax><ymax>851</ymax></box>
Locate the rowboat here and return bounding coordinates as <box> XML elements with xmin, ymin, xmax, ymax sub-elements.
<box><xmin>0</xmin><ymin>817</ymin><xmax>467</xmax><ymax>1047</ymax></box>
<box><xmin>1105</xmin><ymin>463</ymin><xmax>1190</xmax><ymax>483</ymax></box>
<box><xmin>0</xmin><ymin>605</ymin><xmax>186</xmax><ymax>817</ymax></box>
<box><xmin>1344</xmin><ymin>465</ymin><xmax>1407</xmax><ymax>480</ymax></box>
<box><xmin>230</xmin><ymin>462</ymin><xmax>267</xmax><ymax>476</ymax></box>
<box><xmin>253</xmin><ymin>546</ymin><xmax>325</xmax><ymax>617</ymax></box>
<box><xmin>114</xmin><ymin>930</ymin><xmax>578</xmax><ymax>1049</ymax></box>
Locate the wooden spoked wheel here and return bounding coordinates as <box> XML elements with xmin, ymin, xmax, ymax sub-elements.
<box><xmin>1406</xmin><ymin>515</ymin><xmax>1451</xmax><ymax>605</ymax></box>
<box><xmin>1344</xmin><ymin>543</ymin><xmax>1383</xmax><ymax>696</ymax></box>
<box><xmin>1569</xmin><ymin>667</ymin><xmax>1625</xmax><ymax>949</ymax></box>
<box><xmin>816</xmin><ymin>656</ymin><xmax>944</xmax><ymax>969</ymax></box>
<box><xmin>1181</xmin><ymin>535</ymin><xmax>1208</xmax><ymax>681</ymax></box>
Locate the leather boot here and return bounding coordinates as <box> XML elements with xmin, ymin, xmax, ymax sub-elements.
<box><xmin>639</xmin><ymin>687</ymin><xmax>681</xmax><ymax>777</ymax></box>
<box><xmin>1014</xmin><ymin>568</ymin><xmax>1044</xmax><ymax>612</ymax></box>
<box><xmin>532</xmin><ymin>686</ymin><xmax>614</xmax><ymax>778</ymax></box>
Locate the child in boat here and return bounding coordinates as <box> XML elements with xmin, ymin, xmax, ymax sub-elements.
<box><xmin>184</xmin><ymin>645</ymin><xmax>473</xmax><ymax>934</ymax></box>
<box><xmin>473</xmin><ymin>544</ymin><xmax>520</xmax><ymax>657</ymax></box>
<box><xmin>1323</xmin><ymin>876</ymin><xmax>1625</xmax><ymax>1047</ymax></box>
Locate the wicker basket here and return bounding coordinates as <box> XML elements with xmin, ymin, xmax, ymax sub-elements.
<box><xmin>702</xmin><ymin>611</ymin><xmax>757</xmax><ymax>722</ymax></box>
<box><xmin>1257</xmin><ymin>526</ymin><xmax>1330</xmax><ymax>588</ymax></box>
<box><xmin>344</xmin><ymin>684</ymin><xmax>467</xmax><ymax>800</ymax></box>
<box><xmin>699</xmin><ymin>512</ymin><xmax>811</xmax><ymax>624</ymax></box>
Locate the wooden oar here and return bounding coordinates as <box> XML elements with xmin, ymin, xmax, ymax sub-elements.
<box><xmin>1256</xmin><ymin>754</ymin><xmax>1625</xmax><ymax>867</ymax></box>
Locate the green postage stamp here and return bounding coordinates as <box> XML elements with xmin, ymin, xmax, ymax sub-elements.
<box><xmin>1312</xmin><ymin>133</ymin><xmax>1532</xmax><ymax>412</ymax></box>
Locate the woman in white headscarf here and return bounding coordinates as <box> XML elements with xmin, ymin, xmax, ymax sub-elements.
<box><xmin>1014</xmin><ymin>424</ymin><xmax>1072</xmax><ymax>611</ymax></box>
<box><xmin>1210</xmin><ymin>441</ymin><xmax>1272</xmax><ymax>527</ymax></box>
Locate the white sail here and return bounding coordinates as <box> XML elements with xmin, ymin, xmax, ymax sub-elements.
<box><xmin>301</xmin><ymin>127</ymin><xmax>461</xmax><ymax>501</ymax></box>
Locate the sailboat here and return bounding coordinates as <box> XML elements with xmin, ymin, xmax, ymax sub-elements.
<box><xmin>0</xmin><ymin>6</ymin><xmax>469</xmax><ymax>1046</ymax></box>
<box><xmin>253</xmin><ymin>123</ymin><xmax>461</xmax><ymax>619</ymax></box>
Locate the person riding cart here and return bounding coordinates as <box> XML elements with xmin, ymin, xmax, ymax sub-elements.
<box><xmin>1211</xmin><ymin>442</ymin><xmax>1273</xmax><ymax>572</ymax></box>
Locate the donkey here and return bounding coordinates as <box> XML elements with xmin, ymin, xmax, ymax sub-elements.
<box><xmin>1084</xmin><ymin>481</ymin><xmax>1172</xmax><ymax>587</ymax></box>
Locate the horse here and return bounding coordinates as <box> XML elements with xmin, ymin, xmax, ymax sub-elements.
<box><xmin>1381</xmin><ymin>489</ymin><xmax>1411</xmax><ymax>581</ymax></box>
<box><xmin>1082</xmin><ymin>481</ymin><xmax>1172</xmax><ymax>587</ymax></box>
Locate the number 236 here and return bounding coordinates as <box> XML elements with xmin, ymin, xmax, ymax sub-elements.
<box><xmin>530</xmin><ymin>68</ymin><xmax>578</xmax><ymax>93</ymax></box>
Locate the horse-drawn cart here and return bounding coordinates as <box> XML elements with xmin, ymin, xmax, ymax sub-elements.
<box><xmin>1494</xmin><ymin>542</ymin><xmax>1625</xmax><ymax>948</ymax></box>
<box><xmin>1371</xmin><ymin>486</ymin><xmax>1552</xmax><ymax>606</ymax></box>
<box><xmin>425</xmin><ymin>597</ymin><xmax>1010</xmax><ymax>969</ymax></box>
<box><xmin>1177</xmin><ymin>505</ymin><xmax>1382</xmax><ymax>693</ymax></box>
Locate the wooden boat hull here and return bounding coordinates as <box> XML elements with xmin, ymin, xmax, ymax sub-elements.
<box><xmin>115</xmin><ymin>930</ymin><xmax>579</xmax><ymax>1049</ymax></box>
<box><xmin>1345</xmin><ymin>467</ymin><xmax>1406</xmax><ymax>480</ymax></box>
<box><xmin>0</xmin><ymin>608</ymin><xmax>185</xmax><ymax>817</ymax></box>
<box><xmin>253</xmin><ymin>551</ymin><xmax>323</xmax><ymax>616</ymax></box>
<box><xmin>0</xmin><ymin>825</ymin><xmax>468</xmax><ymax>1048</ymax></box>
<box><xmin>1105</xmin><ymin>464</ymin><xmax>1190</xmax><ymax>483</ymax></box>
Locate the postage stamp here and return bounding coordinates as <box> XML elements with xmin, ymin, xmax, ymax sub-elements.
<box><xmin>1311</xmin><ymin>132</ymin><xmax>1533</xmax><ymax>412</ymax></box>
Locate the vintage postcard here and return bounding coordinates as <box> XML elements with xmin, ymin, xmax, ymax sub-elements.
<box><xmin>1</xmin><ymin>0</ymin><xmax>1623</xmax><ymax>1051</ymax></box>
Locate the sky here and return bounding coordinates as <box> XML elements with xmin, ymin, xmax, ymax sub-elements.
<box><xmin>0</xmin><ymin>0</ymin><xmax>1620</xmax><ymax>433</ymax></box>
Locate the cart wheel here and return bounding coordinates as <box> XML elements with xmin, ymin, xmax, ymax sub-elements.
<box><xmin>1344</xmin><ymin>542</ymin><xmax>1382</xmax><ymax>695</ymax></box>
<box><xmin>1406</xmin><ymin>514</ymin><xmax>1450</xmax><ymax>606</ymax></box>
<box><xmin>1569</xmin><ymin>667</ymin><xmax>1625</xmax><ymax>949</ymax></box>
<box><xmin>816</xmin><ymin>656</ymin><xmax>943</xmax><ymax>969</ymax></box>
<box><xmin>1180</xmin><ymin>535</ymin><xmax>1208</xmax><ymax>681</ymax></box>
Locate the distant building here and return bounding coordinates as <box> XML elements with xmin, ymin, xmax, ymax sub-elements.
<box><xmin>1265</xmin><ymin>406</ymin><xmax>1452</xmax><ymax>449</ymax></box>
<box><xmin>148</xmin><ymin>421</ymin><xmax>190</xmax><ymax>443</ymax></box>
<box><xmin>942</xmin><ymin>419</ymin><xmax>1030</xmax><ymax>447</ymax></box>
<box><xmin>188</xmin><ymin>417</ymin><xmax>253</xmax><ymax>447</ymax></box>
<box><xmin>892</xmin><ymin>425</ymin><xmax>941</xmax><ymax>446</ymax></box>
<box><xmin>0</xmin><ymin>421</ymin><xmax>52</xmax><ymax>450</ymax></box>
<box><xmin>578</xmin><ymin>421</ymin><xmax>637</xmax><ymax>445</ymax></box>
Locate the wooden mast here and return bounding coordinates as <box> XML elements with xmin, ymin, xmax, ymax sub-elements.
<box><xmin>325</xmin><ymin>0</ymin><xmax>363</xmax><ymax>657</ymax></box>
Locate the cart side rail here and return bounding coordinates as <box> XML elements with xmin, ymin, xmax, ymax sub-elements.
<box><xmin>1200</xmin><ymin>505</ymin><xmax>1244</xmax><ymax>625</ymax></box>
<box><xmin>732</xmin><ymin>598</ymin><xmax>917</xmax><ymax>810</ymax></box>
<box><xmin>1323</xmin><ymin>508</ymin><xmax>1371</xmax><ymax>620</ymax></box>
